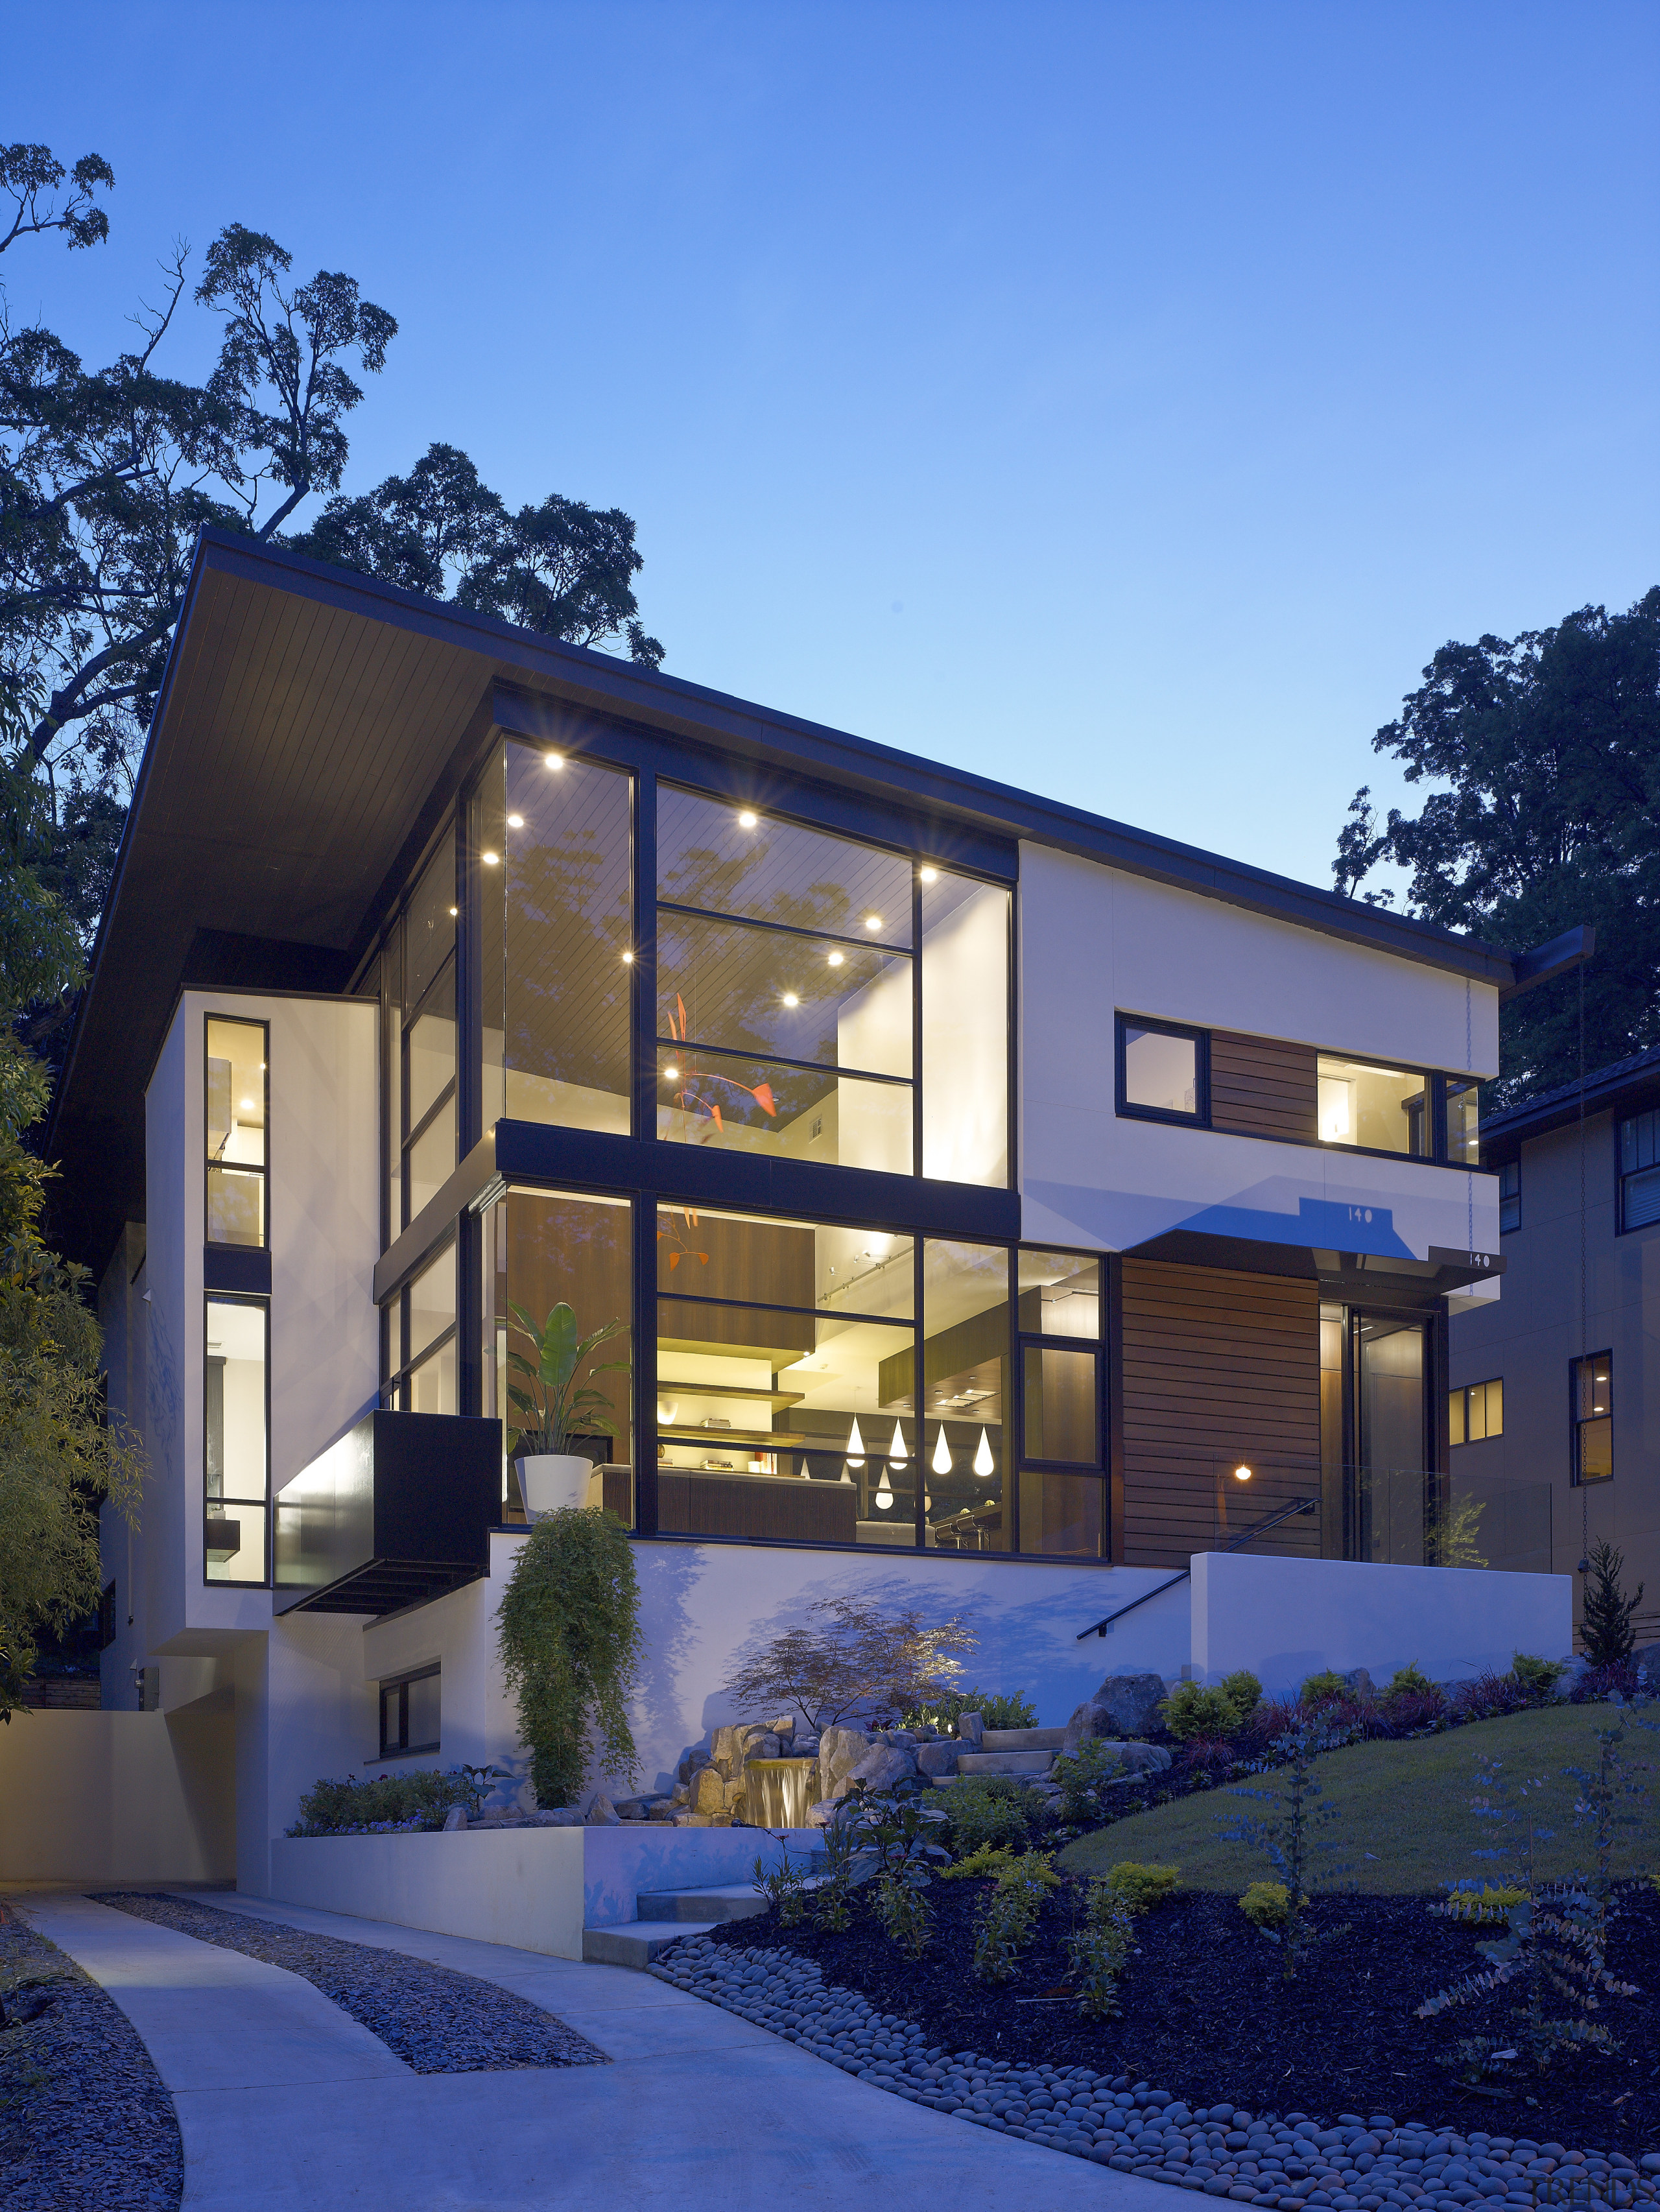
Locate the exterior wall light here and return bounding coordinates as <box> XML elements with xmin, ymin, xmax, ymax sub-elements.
<box><xmin>739</xmin><ymin>809</ymin><xmax>758</xmax><ymax>827</ymax></box>
<box><xmin>1233</xmin><ymin>1464</ymin><xmax>1253</xmax><ymax>1481</ymax></box>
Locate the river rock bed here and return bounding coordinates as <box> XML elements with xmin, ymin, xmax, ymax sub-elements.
<box><xmin>655</xmin><ymin>1933</ymin><xmax>1659</xmax><ymax>2209</ymax></box>
<box><xmin>93</xmin><ymin>1893</ymin><xmax>606</xmax><ymax>2073</ymax></box>
<box><xmin>1</xmin><ymin>1907</ymin><xmax>183</xmax><ymax>2211</ymax></box>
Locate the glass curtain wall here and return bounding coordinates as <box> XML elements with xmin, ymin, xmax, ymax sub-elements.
<box><xmin>480</xmin><ymin>742</ymin><xmax>633</xmax><ymax>1135</ymax></box>
<box><xmin>204</xmin><ymin>1295</ymin><xmax>268</xmax><ymax>1583</ymax></box>
<box><xmin>482</xmin><ymin>1188</ymin><xmax>634</xmax><ymax>1518</ymax></box>
<box><xmin>386</xmin><ymin>841</ymin><xmax>458</xmax><ymax>1235</ymax></box>
<box><xmin>921</xmin><ymin>1240</ymin><xmax>1010</xmax><ymax>1551</ymax></box>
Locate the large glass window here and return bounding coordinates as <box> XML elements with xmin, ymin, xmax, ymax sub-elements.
<box><xmin>1317</xmin><ymin>1055</ymin><xmax>1429</xmax><ymax>1156</ymax></box>
<box><xmin>383</xmin><ymin>1242</ymin><xmax>458</xmax><ymax>1415</ymax></box>
<box><xmin>206</xmin><ymin>1016</ymin><xmax>267</xmax><ymax>1246</ymax></box>
<box><xmin>655</xmin><ymin>1207</ymin><xmax>916</xmax><ymax>1545</ymax></box>
<box><xmin>1572</xmin><ymin>1352</ymin><xmax>1612</xmax><ymax>1484</ymax></box>
<box><xmin>204</xmin><ymin>1296</ymin><xmax>268</xmax><ymax>1584</ymax></box>
<box><xmin>656</xmin><ymin>787</ymin><xmax>915</xmax><ymax>1172</ymax></box>
<box><xmin>390</xmin><ymin>842</ymin><xmax>457</xmax><ymax>1233</ymax></box>
<box><xmin>1015</xmin><ymin>1248</ymin><xmax>1104</xmax><ymax>1556</ymax></box>
<box><xmin>921</xmin><ymin>872</ymin><xmax>1009</xmax><ymax>1185</ymax></box>
<box><xmin>919</xmin><ymin>1240</ymin><xmax>1010</xmax><ymax>1553</ymax></box>
<box><xmin>1354</xmin><ymin>1315</ymin><xmax>1428</xmax><ymax>1563</ymax></box>
<box><xmin>482</xmin><ymin>743</ymin><xmax>632</xmax><ymax>1136</ymax></box>
<box><xmin>485</xmin><ymin>1189</ymin><xmax>634</xmax><ymax>1517</ymax></box>
<box><xmin>1618</xmin><ymin>1110</ymin><xmax>1660</xmax><ymax>1231</ymax></box>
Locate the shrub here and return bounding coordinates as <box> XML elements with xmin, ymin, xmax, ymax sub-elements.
<box><xmin>941</xmin><ymin>1843</ymin><xmax>1023</xmax><ymax>1881</ymax></box>
<box><xmin>1178</xmin><ymin>1735</ymin><xmax>1239</xmax><ymax>1786</ymax></box>
<box><xmin>1070</xmin><ymin>1881</ymin><xmax>1139</xmax><ymax>2016</ymax></box>
<box><xmin>1050</xmin><ymin>1737</ymin><xmax>1124</xmax><ymax>1824</ymax></box>
<box><xmin>1380</xmin><ymin>1688</ymin><xmax>1449</xmax><ymax>1735</ymax></box>
<box><xmin>1101</xmin><ymin>1861</ymin><xmax>1180</xmax><ymax>1910</ymax></box>
<box><xmin>873</xmin><ymin>1868</ymin><xmax>934</xmax><ymax>1956</ymax></box>
<box><xmin>752</xmin><ymin>1841</ymin><xmax>811</xmax><ymax>1925</ymax></box>
<box><xmin>1450</xmin><ymin>1669</ymin><xmax>1530</xmax><ymax>1724</ymax></box>
<box><xmin>1571</xmin><ymin>1659</ymin><xmax>1640</xmax><ymax>1703</ymax></box>
<box><xmin>942</xmin><ymin>1775</ymin><xmax>1033</xmax><ymax>1855</ymax></box>
<box><xmin>287</xmin><ymin>1768</ymin><xmax>473</xmax><ymax>1836</ymax></box>
<box><xmin>1510</xmin><ymin>1652</ymin><xmax>1567</xmax><ymax>1702</ymax></box>
<box><xmin>1239</xmin><ymin>1879</ymin><xmax>1290</xmax><ymax>1929</ymax></box>
<box><xmin>969</xmin><ymin>1850</ymin><xmax>1059</xmax><ymax>1983</ymax></box>
<box><xmin>1161</xmin><ymin>1680</ymin><xmax>1253</xmax><ymax>1741</ymax></box>
<box><xmin>1434</xmin><ymin>1881</ymin><xmax>1526</xmax><ymax>1925</ymax></box>
<box><xmin>497</xmin><ymin>1507</ymin><xmax>643</xmax><ymax>1807</ymax></box>
<box><xmin>1298</xmin><ymin>1669</ymin><xmax>1349</xmax><ymax>1706</ymax></box>
<box><xmin>1384</xmin><ymin>1663</ymin><xmax>1438</xmax><ymax>1700</ymax></box>
<box><xmin>1220</xmin><ymin>1715</ymin><xmax>1349</xmax><ymax>1978</ymax></box>
<box><xmin>1219</xmin><ymin>1669</ymin><xmax>1263</xmax><ymax>1721</ymax></box>
<box><xmin>903</xmin><ymin>1686</ymin><xmax>1038</xmax><ymax>1734</ymax></box>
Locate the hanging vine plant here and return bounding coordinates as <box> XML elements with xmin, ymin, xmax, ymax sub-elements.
<box><xmin>497</xmin><ymin>1506</ymin><xmax>643</xmax><ymax>1808</ymax></box>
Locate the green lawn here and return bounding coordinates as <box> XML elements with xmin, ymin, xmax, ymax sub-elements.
<box><xmin>1057</xmin><ymin>1705</ymin><xmax>1660</xmax><ymax>1895</ymax></box>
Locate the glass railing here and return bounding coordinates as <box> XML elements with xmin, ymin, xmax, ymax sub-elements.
<box><xmin>1205</xmin><ymin>1460</ymin><xmax>1552</xmax><ymax>1575</ymax></box>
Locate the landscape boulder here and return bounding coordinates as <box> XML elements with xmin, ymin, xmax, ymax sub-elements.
<box><xmin>956</xmin><ymin>1711</ymin><xmax>984</xmax><ymax>1748</ymax></box>
<box><xmin>915</xmin><ymin>1742</ymin><xmax>958</xmax><ymax>1779</ymax></box>
<box><xmin>584</xmin><ymin>1792</ymin><xmax>622</xmax><ymax>1825</ymax></box>
<box><xmin>1063</xmin><ymin>1670</ymin><xmax>1167</xmax><ymax>1752</ymax></box>
<box><xmin>844</xmin><ymin>1742</ymin><xmax>919</xmax><ymax>1794</ymax></box>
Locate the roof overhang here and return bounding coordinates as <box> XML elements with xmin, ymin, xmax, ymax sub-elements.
<box><xmin>48</xmin><ymin>528</ymin><xmax>1520</xmax><ymax>1276</ymax></box>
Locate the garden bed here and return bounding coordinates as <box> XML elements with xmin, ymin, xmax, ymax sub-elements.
<box><xmin>700</xmin><ymin>1879</ymin><xmax>1660</xmax><ymax>2158</ymax></box>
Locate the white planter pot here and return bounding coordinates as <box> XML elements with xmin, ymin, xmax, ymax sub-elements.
<box><xmin>516</xmin><ymin>1454</ymin><xmax>594</xmax><ymax>1520</ymax></box>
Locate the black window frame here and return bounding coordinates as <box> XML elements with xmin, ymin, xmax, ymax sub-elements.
<box><xmin>1115</xmin><ymin>1014</ymin><xmax>1211</xmax><ymax>1128</ymax></box>
<box><xmin>378</xmin><ymin>1663</ymin><xmax>441</xmax><ymax>1759</ymax></box>
<box><xmin>1014</xmin><ymin>1250</ymin><xmax>1108</xmax><ymax>1560</ymax></box>
<box><xmin>202</xmin><ymin>1290</ymin><xmax>271</xmax><ymax>1588</ymax></box>
<box><xmin>1498</xmin><ymin>1158</ymin><xmax>1521</xmax><ymax>1233</ymax></box>
<box><xmin>1617</xmin><ymin>1108</ymin><xmax>1660</xmax><ymax>1235</ymax></box>
<box><xmin>1571</xmin><ymin>1351</ymin><xmax>1613</xmax><ymax>1486</ymax></box>
<box><xmin>204</xmin><ymin>1011</ymin><xmax>270</xmax><ymax>1251</ymax></box>
<box><xmin>98</xmin><ymin>1580</ymin><xmax>116</xmax><ymax>1650</ymax></box>
<box><xmin>381</xmin><ymin>1233</ymin><xmax>458</xmax><ymax>1412</ymax></box>
<box><xmin>1449</xmin><ymin>1375</ymin><xmax>1503</xmax><ymax>1447</ymax></box>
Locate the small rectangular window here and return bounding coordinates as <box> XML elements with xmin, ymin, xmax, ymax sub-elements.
<box><xmin>206</xmin><ymin>1016</ymin><xmax>268</xmax><ymax>1246</ymax></box>
<box><xmin>1499</xmin><ymin>1159</ymin><xmax>1521</xmax><ymax>1233</ymax></box>
<box><xmin>379</xmin><ymin>1665</ymin><xmax>441</xmax><ymax>1757</ymax></box>
<box><xmin>1316</xmin><ymin>1054</ymin><xmax>1428</xmax><ymax>1156</ymax></box>
<box><xmin>1618</xmin><ymin>1110</ymin><xmax>1660</xmax><ymax>1231</ymax></box>
<box><xmin>1572</xmin><ymin>1352</ymin><xmax>1612</xmax><ymax>1484</ymax></box>
<box><xmin>1118</xmin><ymin>1017</ymin><xmax>1207</xmax><ymax>1123</ymax></box>
<box><xmin>1449</xmin><ymin>1377</ymin><xmax>1502</xmax><ymax>1446</ymax></box>
<box><xmin>1444</xmin><ymin>1079</ymin><xmax>1480</xmax><ymax>1166</ymax></box>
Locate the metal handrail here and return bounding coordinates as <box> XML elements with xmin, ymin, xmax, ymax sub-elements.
<box><xmin>1074</xmin><ymin>1495</ymin><xmax>1317</xmax><ymax>1641</ymax></box>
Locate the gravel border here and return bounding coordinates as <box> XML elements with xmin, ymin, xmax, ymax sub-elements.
<box><xmin>92</xmin><ymin>1893</ymin><xmax>606</xmax><ymax>2074</ymax></box>
<box><xmin>1</xmin><ymin>1906</ymin><xmax>183</xmax><ymax>2212</ymax></box>
<box><xmin>654</xmin><ymin>1936</ymin><xmax>1660</xmax><ymax>2211</ymax></box>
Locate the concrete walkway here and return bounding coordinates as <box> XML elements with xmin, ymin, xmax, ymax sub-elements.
<box><xmin>22</xmin><ymin>1889</ymin><xmax>1174</xmax><ymax>2211</ymax></box>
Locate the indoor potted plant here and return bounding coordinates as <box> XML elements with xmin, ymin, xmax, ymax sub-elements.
<box><xmin>506</xmin><ymin>1301</ymin><xmax>628</xmax><ymax>1519</ymax></box>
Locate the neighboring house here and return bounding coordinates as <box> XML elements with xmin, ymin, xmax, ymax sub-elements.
<box><xmin>1454</xmin><ymin>1045</ymin><xmax>1660</xmax><ymax>1652</ymax></box>
<box><xmin>53</xmin><ymin>530</ymin><xmax>1569</xmax><ymax>1888</ymax></box>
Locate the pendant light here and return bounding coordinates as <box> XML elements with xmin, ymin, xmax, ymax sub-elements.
<box><xmin>887</xmin><ymin>1420</ymin><xmax>908</xmax><ymax>1465</ymax></box>
<box><xmin>800</xmin><ymin>1458</ymin><xmax>813</xmax><ymax>1481</ymax></box>
<box><xmin>838</xmin><ymin>1463</ymin><xmax>854</xmax><ymax>1486</ymax></box>
<box><xmin>874</xmin><ymin>1468</ymin><xmax>894</xmax><ymax>1510</ymax></box>
<box><xmin>846</xmin><ymin>1416</ymin><xmax>866</xmax><ymax>1469</ymax></box>
<box><xmin>932</xmin><ymin>1427</ymin><xmax>953</xmax><ymax>1475</ymax></box>
<box><xmin>973</xmin><ymin>1427</ymin><xmax>995</xmax><ymax>1478</ymax></box>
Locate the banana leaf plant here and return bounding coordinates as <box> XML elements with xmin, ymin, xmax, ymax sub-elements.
<box><xmin>506</xmin><ymin>1302</ymin><xmax>629</xmax><ymax>1458</ymax></box>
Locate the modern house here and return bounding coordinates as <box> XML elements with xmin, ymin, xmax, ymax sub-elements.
<box><xmin>1452</xmin><ymin>1043</ymin><xmax>1660</xmax><ymax>1652</ymax></box>
<box><xmin>54</xmin><ymin>529</ymin><xmax>1574</xmax><ymax>1892</ymax></box>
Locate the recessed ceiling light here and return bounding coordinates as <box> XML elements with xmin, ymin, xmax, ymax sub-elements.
<box><xmin>782</xmin><ymin>992</ymin><xmax>800</xmax><ymax>1007</ymax></box>
<box><xmin>507</xmin><ymin>813</ymin><xmax>525</xmax><ymax>828</ymax></box>
<box><xmin>919</xmin><ymin>866</ymin><xmax>939</xmax><ymax>883</ymax></box>
<box><xmin>622</xmin><ymin>950</ymin><xmax>635</xmax><ymax>964</ymax></box>
<box><xmin>448</xmin><ymin>905</ymin><xmax>458</xmax><ymax>916</ymax></box>
<box><xmin>481</xmin><ymin>851</ymin><xmax>500</xmax><ymax>866</ymax></box>
<box><xmin>665</xmin><ymin>1065</ymin><xmax>680</xmax><ymax>1080</ymax></box>
<box><xmin>738</xmin><ymin>809</ymin><xmax>758</xmax><ymax>827</ymax></box>
<box><xmin>864</xmin><ymin>915</ymin><xmax>881</xmax><ymax>931</ymax></box>
<box><xmin>239</xmin><ymin>1097</ymin><xmax>255</xmax><ymax>1112</ymax></box>
<box><xmin>545</xmin><ymin>753</ymin><xmax>563</xmax><ymax>769</ymax></box>
<box><xmin>827</xmin><ymin>951</ymin><xmax>844</xmax><ymax>968</ymax></box>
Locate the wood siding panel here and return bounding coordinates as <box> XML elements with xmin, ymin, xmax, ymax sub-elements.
<box><xmin>1119</xmin><ymin>1259</ymin><xmax>1321</xmax><ymax>1567</ymax></box>
<box><xmin>1210</xmin><ymin>1030</ymin><xmax>1318</xmax><ymax>1142</ymax></box>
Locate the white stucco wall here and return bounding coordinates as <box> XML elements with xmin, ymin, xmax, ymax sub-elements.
<box><xmin>1018</xmin><ymin>844</ymin><xmax>1502</xmax><ymax>1261</ymax></box>
<box><xmin>0</xmin><ymin>1705</ymin><xmax>235</xmax><ymax>1884</ymax></box>
<box><xmin>1189</xmin><ymin>1551</ymin><xmax>1574</xmax><ymax>1697</ymax></box>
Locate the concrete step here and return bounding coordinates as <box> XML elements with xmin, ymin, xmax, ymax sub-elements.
<box><xmin>954</xmin><ymin>1750</ymin><xmax>1056</xmax><ymax>1776</ymax></box>
<box><xmin>635</xmin><ymin>1883</ymin><xmax>770</xmax><ymax>1924</ymax></box>
<box><xmin>582</xmin><ymin>1918</ymin><xmax>717</xmax><ymax>1967</ymax></box>
<box><xmin>979</xmin><ymin>1727</ymin><xmax>1067</xmax><ymax>1751</ymax></box>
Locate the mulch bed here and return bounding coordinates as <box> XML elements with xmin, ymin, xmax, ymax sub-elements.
<box><xmin>708</xmin><ymin>1879</ymin><xmax>1660</xmax><ymax>2156</ymax></box>
<box><xmin>92</xmin><ymin>1893</ymin><xmax>607</xmax><ymax>2074</ymax></box>
<box><xmin>1</xmin><ymin>1905</ymin><xmax>183</xmax><ymax>2212</ymax></box>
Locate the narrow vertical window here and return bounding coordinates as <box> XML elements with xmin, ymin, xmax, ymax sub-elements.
<box><xmin>1572</xmin><ymin>1353</ymin><xmax>1612</xmax><ymax>1483</ymax></box>
<box><xmin>1499</xmin><ymin>1159</ymin><xmax>1521</xmax><ymax>1233</ymax></box>
<box><xmin>921</xmin><ymin>872</ymin><xmax>1010</xmax><ymax>1185</ymax></box>
<box><xmin>396</xmin><ymin>841</ymin><xmax>457</xmax><ymax>1233</ymax></box>
<box><xmin>204</xmin><ymin>1296</ymin><xmax>268</xmax><ymax>1583</ymax></box>
<box><xmin>206</xmin><ymin>1017</ymin><xmax>267</xmax><ymax>1246</ymax></box>
<box><xmin>1618</xmin><ymin>1110</ymin><xmax>1660</xmax><ymax>1231</ymax></box>
<box><xmin>1014</xmin><ymin>1248</ymin><xmax>1104</xmax><ymax>1558</ymax></box>
<box><xmin>1443</xmin><ymin>1079</ymin><xmax>1480</xmax><ymax>1166</ymax></box>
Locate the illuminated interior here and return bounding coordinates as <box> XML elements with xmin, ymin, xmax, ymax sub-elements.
<box><xmin>1316</xmin><ymin>1054</ymin><xmax>1428</xmax><ymax>1154</ymax></box>
<box><xmin>204</xmin><ymin>1294</ymin><xmax>267</xmax><ymax>1582</ymax></box>
<box><xmin>205</xmin><ymin>1016</ymin><xmax>265</xmax><ymax>1245</ymax></box>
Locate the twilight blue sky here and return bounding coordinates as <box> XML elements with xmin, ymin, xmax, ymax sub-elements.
<box><xmin>8</xmin><ymin>3</ymin><xmax>1657</xmax><ymax>890</ymax></box>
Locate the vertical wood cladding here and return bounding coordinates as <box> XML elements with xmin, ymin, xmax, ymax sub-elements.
<box><xmin>1209</xmin><ymin>1030</ymin><xmax>1318</xmax><ymax>1143</ymax></box>
<box><xmin>1119</xmin><ymin>1259</ymin><xmax>1321</xmax><ymax>1567</ymax></box>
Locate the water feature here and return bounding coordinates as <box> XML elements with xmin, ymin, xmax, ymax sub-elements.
<box><xmin>746</xmin><ymin>1756</ymin><xmax>820</xmax><ymax>1827</ymax></box>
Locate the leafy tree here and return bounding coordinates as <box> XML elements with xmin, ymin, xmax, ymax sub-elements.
<box><xmin>0</xmin><ymin>759</ymin><xmax>142</xmax><ymax>1716</ymax></box>
<box><xmin>1579</xmin><ymin>1538</ymin><xmax>1642</xmax><ymax>1669</ymax></box>
<box><xmin>290</xmin><ymin>441</ymin><xmax>665</xmax><ymax>669</ymax></box>
<box><xmin>1333</xmin><ymin>590</ymin><xmax>1660</xmax><ymax>1102</ymax></box>
<box><xmin>724</xmin><ymin>1595</ymin><xmax>977</xmax><ymax>1732</ymax></box>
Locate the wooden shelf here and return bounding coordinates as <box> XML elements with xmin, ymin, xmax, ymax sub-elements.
<box><xmin>656</xmin><ymin>1381</ymin><xmax>805</xmax><ymax>1409</ymax></box>
<box><xmin>659</xmin><ymin>1424</ymin><xmax>817</xmax><ymax>1450</ymax></box>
